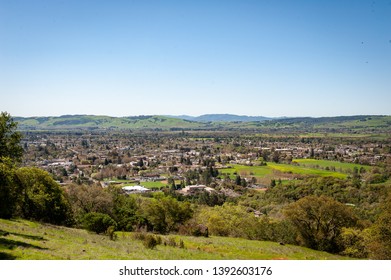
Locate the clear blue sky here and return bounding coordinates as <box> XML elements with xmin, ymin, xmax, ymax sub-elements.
<box><xmin>1</xmin><ymin>0</ymin><xmax>390</xmax><ymax>117</ymax></box>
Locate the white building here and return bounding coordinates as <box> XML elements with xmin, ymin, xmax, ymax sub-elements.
<box><xmin>122</xmin><ymin>185</ymin><xmax>150</xmax><ymax>194</ymax></box>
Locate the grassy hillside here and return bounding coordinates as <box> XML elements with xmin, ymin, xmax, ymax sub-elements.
<box><xmin>15</xmin><ymin>115</ymin><xmax>205</xmax><ymax>131</ymax></box>
<box><xmin>0</xmin><ymin>219</ymin><xmax>350</xmax><ymax>260</ymax></box>
<box><xmin>253</xmin><ymin>115</ymin><xmax>391</xmax><ymax>133</ymax></box>
<box><xmin>14</xmin><ymin>115</ymin><xmax>391</xmax><ymax>133</ymax></box>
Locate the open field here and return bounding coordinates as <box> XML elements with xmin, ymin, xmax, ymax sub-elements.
<box><xmin>266</xmin><ymin>162</ymin><xmax>347</xmax><ymax>179</ymax></box>
<box><xmin>219</xmin><ymin>160</ymin><xmax>354</xmax><ymax>183</ymax></box>
<box><xmin>0</xmin><ymin>219</ymin><xmax>350</xmax><ymax>260</ymax></box>
<box><xmin>292</xmin><ymin>159</ymin><xmax>372</xmax><ymax>173</ymax></box>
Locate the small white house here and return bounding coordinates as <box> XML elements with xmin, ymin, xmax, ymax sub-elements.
<box><xmin>122</xmin><ymin>185</ymin><xmax>150</xmax><ymax>194</ymax></box>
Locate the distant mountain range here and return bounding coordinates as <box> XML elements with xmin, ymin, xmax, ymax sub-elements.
<box><xmin>14</xmin><ymin>114</ymin><xmax>391</xmax><ymax>133</ymax></box>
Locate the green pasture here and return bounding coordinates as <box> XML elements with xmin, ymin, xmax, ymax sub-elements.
<box><xmin>128</xmin><ymin>181</ymin><xmax>167</xmax><ymax>189</ymax></box>
<box><xmin>0</xmin><ymin>218</ymin><xmax>350</xmax><ymax>260</ymax></box>
<box><xmin>266</xmin><ymin>162</ymin><xmax>347</xmax><ymax>179</ymax></box>
<box><xmin>219</xmin><ymin>160</ymin><xmax>358</xmax><ymax>181</ymax></box>
<box><xmin>293</xmin><ymin>159</ymin><xmax>371</xmax><ymax>173</ymax></box>
<box><xmin>219</xmin><ymin>164</ymin><xmax>272</xmax><ymax>178</ymax></box>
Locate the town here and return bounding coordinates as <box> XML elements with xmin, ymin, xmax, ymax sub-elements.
<box><xmin>21</xmin><ymin>129</ymin><xmax>390</xmax><ymax>194</ymax></box>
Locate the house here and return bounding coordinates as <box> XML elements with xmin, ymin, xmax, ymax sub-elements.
<box><xmin>180</xmin><ymin>185</ymin><xmax>215</xmax><ymax>195</ymax></box>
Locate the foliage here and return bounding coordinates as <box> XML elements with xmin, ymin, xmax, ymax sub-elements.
<box><xmin>143</xmin><ymin>234</ymin><xmax>159</xmax><ymax>249</ymax></box>
<box><xmin>66</xmin><ymin>184</ymin><xmax>114</xmax><ymax>222</ymax></box>
<box><xmin>15</xmin><ymin>167</ymin><xmax>73</xmax><ymax>225</ymax></box>
<box><xmin>106</xmin><ymin>225</ymin><xmax>117</xmax><ymax>241</ymax></box>
<box><xmin>141</xmin><ymin>196</ymin><xmax>193</xmax><ymax>234</ymax></box>
<box><xmin>196</xmin><ymin>203</ymin><xmax>262</xmax><ymax>239</ymax></box>
<box><xmin>82</xmin><ymin>212</ymin><xmax>117</xmax><ymax>234</ymax></box>
<box><xmin>0</xmin><ymin>159</ymin><xmax>18</xmax><ymax>218</ymax></box>
<box><xmin>338</xmin><ymin>227</ymin><xmax>369</xmax><ymax>258</ymax></box>
<box><xmin>284</xmin><ymin>195</ymin><xmax>357</xmax><ymax>253</ymax></box>
<box><xmin>110</xmin><ymin>188</ymin><xmax>141</xmax><ymax>231</ymax></box>
<box><xmin>0</xmin><ymin>112</ymin><xmax>23</xmax><ymax>164</ymax></box>
<box><xmin>240</xmin><ymin>176</ymin><xmax>388</xmax><ymax>222</ymax></box>
<box><xmin>366</xmin><ymin>194</ymin><xmax>391</xmax><ymax>259</ymax></box>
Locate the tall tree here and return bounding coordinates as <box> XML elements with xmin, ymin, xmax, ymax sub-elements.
<box><xmin>0</xmin><ymin>158</ymin><xmax>17</xmax><ymax>218</ymax></box>
<box><xmin>284</xmin><ymin>195</ymin><xmax>357</xmax><ymax>253</ymax></box>
<box><xmin>0</xmin><ymin>112</ymin><xmax>23</xmax><ymax>163</ymax></box>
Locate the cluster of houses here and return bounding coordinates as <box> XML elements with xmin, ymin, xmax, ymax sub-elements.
<box><xmin>21</xmin><ymin>132</ymin><xmax>390</xmax><ymax>195</ymax></box>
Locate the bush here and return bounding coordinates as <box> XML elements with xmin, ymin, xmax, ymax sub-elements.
<box><xmin>82</xmin><ymin>212</ymin><xmax>117</xmax><ymax>234</ymax></box>
<box><xmin>165</xmin><ymin>237</ymin><xmax>177</xmax><ymax>247</ymax></box>
<box><xmin>143</xmin><ymin>234</ymin><xmax>159</xmax><ymax>249</ymax></box>
<box><xmin>133</xmin><ymin>231</ymin><xmax>147</xmax><ymax>241</ymax></box>
<box><xmin>107</xmin><ymin>225</ymin><xmax>117</xmax><ymax>241</ymax></box>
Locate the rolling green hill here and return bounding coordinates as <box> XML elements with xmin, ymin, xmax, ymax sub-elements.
<box><xmin>15</xmin><ymin>115</ymin><xmax>205</xmax><ymax>131</ymax></box>
<box><xmin>13</xmin><ymin>114</ymin><xmax>391</xmax><ymax>133</ymax></box>
<box><xmin>0</xmin><ymin>218</ymin><xmax>350</xmax><ymax>260</ymax></box>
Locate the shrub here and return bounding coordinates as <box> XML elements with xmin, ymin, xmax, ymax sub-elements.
<box><xmin>82</xmin><ymin>212</ymin><xmax>117</xmax><ymax>234</ymax></box>
<box><xmin>107</xmin><ymin>225</ymin><xmax>117</xmax><ymax>241</ymax></box>
<box><xmin>143</xmin><ymin>234</ymin><xmax>158</xmax><ymax>249</ymax></box>
<box><xmin>133</xmin><ymin>231</ymin><xmax>147</xmax><ymax>241</ymax></box>
<box><xmin>165</xmin><ymin>237</ymin><xmax>177</xmax><ymax>247</ymax></box>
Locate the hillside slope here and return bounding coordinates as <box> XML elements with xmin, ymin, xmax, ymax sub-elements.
<box><xmin>15</xmin><ymin>115</ymin><xmax>204</xmax><ymax>131</ymax></box>
<box><xmin>13</xmin><ymin>114</ymin><xmax>391</xmax><ymax>133</ymax></box>
<box><xmin>0</xmin><ymin>219</ymin><xmax>350</xmax><ymax>260</ymax></box>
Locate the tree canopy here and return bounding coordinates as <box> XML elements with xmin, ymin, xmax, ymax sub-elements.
<box><xmin>284</xmin><ymin>195</ymin><xmax>357</xmax><ymax>253</ymax></box>
<box><xmin>0</xmin><ymin>112</ymin><xmax>23</xmax><ymax>163</ymax></box>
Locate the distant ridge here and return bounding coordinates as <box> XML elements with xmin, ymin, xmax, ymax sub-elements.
<box><xmin>13</xmin><ymin>114</ymin><xmax>391</xmax><ymax>133</ymax></box>
<box><xmin>169</xmin><ymin>114</ymin><xmax>272</xmax><ymax>122</ymax></box>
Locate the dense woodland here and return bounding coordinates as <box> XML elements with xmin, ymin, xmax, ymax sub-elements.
<box><xmin>1</xmin><ymin>112</ymin><xmax>391</xmax><ymax>259</ymax></box>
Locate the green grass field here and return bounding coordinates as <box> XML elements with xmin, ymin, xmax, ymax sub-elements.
<box><xmin>0</xmin><ymin>218</ymin><xmax>350</xmax><ymax>260</ymax></box>
<box><xmin>292</xmin><ymin>159</ymin><xmax>371</xmax><ymax>173</ymax></box>
<box><xmin>267</xmin><ymin>162</ymin><xmax>347</xmax><ymax>179</ymax></box>
<box><xmin>131</xmin><ymin>181</ymin><xmax>167</xmax><ymax>188</ymax></box>
<box><xmin>219</xmin><ymin>160</ymin><xmax>353</xmax><ymax>182</ymax></box>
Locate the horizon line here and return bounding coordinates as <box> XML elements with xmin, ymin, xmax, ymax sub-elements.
<box><xmin>10</xmin><ymin>113</ymin><xmax>390</xmax><ymax>119</ymax></box>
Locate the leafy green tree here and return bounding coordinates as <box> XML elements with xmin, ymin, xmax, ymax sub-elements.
<box><xmin>66</xmin><ymin>183</ymin><xmax>113</xmax><ymax>222</ymax></box>
<box><xmin>338</xmin><ymin>227</ymin><xmax>369</xmax><ymax>258</ymax></box>
<box><xmin>142</xmin><ymin>196</ymin><xmax>193</xmax><ymax>233</ymax></box>
<box><xmin>284</xmin><ymin>195</ymin><xmax>357</xmax><ymax>253</ymax></box>
<box><xmin>0</xmin><ymin>112</ymin><xmax>24</xmax><ymax>218</ymax></box>
<box><xmin>109</xmin><ymin>187</ymin><xmax>141</xmax><ymax>231</ymax></box>
<box><xmin>0</xmin><ymin>158</ymin><xmax>18</xmax><ymax>218</ymax></box>
<box><xmin>366</xmin><ymin>194</ymin><xmax>391</xmax><ymax>259</ymax></box>
<box><xmin>0</xmin><ymin>112</ymin><xmax>23</xmax><ymax>164</ymax></box>
<box><xmin>15</xmin><ymin>167</ymin><xmax>73</xmax><ymax>225</ymax></box>
<box><xmin>196</xmin><ymin>203</ymin><xmax>262</xmax><ymax>240</ymax></box>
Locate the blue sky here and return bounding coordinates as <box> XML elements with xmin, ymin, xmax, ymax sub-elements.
<box><xmin>1</xmin><ymin>0</ymin><xmax>390</xmax><ymax>117</ymax></box>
